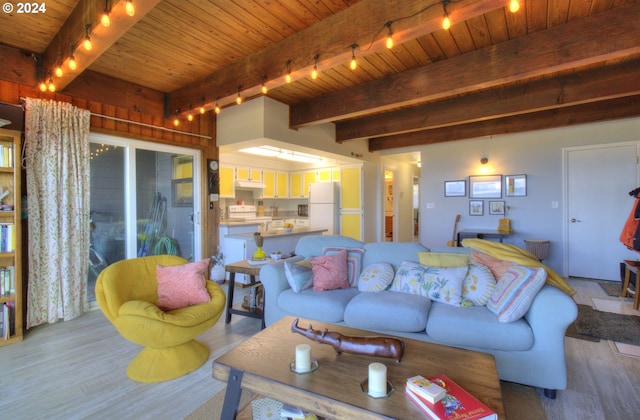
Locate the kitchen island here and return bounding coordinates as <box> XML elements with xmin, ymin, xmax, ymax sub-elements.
<box><xmin>219</xmin><ymin>223</ymin><xmax>326</xmax><ymax>284</ymax></box>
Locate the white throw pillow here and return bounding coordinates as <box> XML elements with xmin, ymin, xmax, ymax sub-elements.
<box><xmin>421</xmin><ymin>265</ymin><xmax>469</xmax><ymax>306</ymax></box>
<box><xmin>462</xmin><ymin>263</ymin><xmax>496</xmax><ymax>306</ymax></box>
<box><xmin>487</xmin><ymin>265</ymin><xmax>547</xmax><ymax>322</ymax></box>
<box><xmin>284</xmin><ymin>260</ymin><xmax>314</xmax><ymax>293</ymax></box>
<box><xmin>390</xmin><ymin>261</ymin><xmax>428</xmax><ymax>295</ymax></box>
<box><xmin>358</xmin><ymin>263</ymin><xmax>395</xmax><ymax>292</ymax></box>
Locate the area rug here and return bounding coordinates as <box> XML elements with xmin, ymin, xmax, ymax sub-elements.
<box><xmin>186</xmin><ymin>381</ymin><xmax>544</xmax><ymax>419</ymax></box>
<box><xmin>572</xmin><ymin>304</ymin><xmax>640</xmax><ymax>346</ymax></box>
<box><xmin>598</xmin><ymin>281</ymin><xmax>623</xmax><ymax>297</ymax></box>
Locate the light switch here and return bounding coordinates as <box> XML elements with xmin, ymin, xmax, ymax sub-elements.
<box><xmin>552</xmin><ymin>201</ymin><xmax>558</xmax><ymax>208</ymax></box>
<box><xmin>426</xmin><ymin>202</ymin><xmax>435</xmax><ymax>209</ymax></box>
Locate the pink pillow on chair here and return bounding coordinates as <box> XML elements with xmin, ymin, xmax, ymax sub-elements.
<box><xmin>311</xmin><ymin>248</ymin><xmax>350</xmax><ymax>291</ymax></box>
<box><xmin>156</xmin><ymin>259</ymin><xmax>211</xmax><ymax>310</ymax></box>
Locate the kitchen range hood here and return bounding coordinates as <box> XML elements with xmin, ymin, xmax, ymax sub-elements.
<box><xmin>235</xmin><ymin>180</ymin><xmax>266</xmax><ymax>189</ymax></box>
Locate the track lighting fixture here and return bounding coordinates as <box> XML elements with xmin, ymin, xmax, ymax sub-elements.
<box><xmin>311</xmin><ymin>54</ymin><xmax>319</xmax><ymax>79</ymax></box>
<box><xmin>385</xmin><ymin>22</ymin><xmax>394</xmax><ymax>49</ymax></box>
<box><xmin>126</xmin><ymin>0</ymin><xmax>135</xmax><ymax>17</ymax></box>
<box><xmin>83</xmin><ymin>24</ymin><xmax>93</xmax><ymax>51</ymax></box>
<box><xmin>236</xmin><ymin>86</ymin><xmax>242</xmax><ymax>104</ymax></box>
<box><xmin>350</xmin><ymin>44</ymin><xmax>357</xmax><ymax>70</ymax></box>
<box><xmin>442</xmin><ymin>0</ymin><xmax>451</xmax><ymax>30</ymax></box>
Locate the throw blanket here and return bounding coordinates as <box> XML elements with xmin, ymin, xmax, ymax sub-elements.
<box><xmin>462</xmin><ymin>239</ymin><xmax>576</xmax><ymax>296</ymax></box>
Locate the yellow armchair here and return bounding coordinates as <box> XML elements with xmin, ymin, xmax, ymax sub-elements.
<box><xmin>95</xmin><ymin>255</ymin><xmax>226</xmax><ymax>382</ymax></box>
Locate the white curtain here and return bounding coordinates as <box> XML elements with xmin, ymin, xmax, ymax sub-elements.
<box><xmin>24</xmin><ymin>98</ymin><xmax>91</xmax><ymax>328</ymax></box>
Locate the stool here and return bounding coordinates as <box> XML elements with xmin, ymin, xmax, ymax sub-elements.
<box><xmin>621</xmin><ymin>260</ymin><xmax>640</xmax><ymax>310</ymax></box>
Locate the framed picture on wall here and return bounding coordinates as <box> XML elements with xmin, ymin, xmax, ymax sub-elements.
<box><xmin>469</xmin><ymin>200</ymin><xmax>484</xmax><ymax>216</ymax></box>
<box><xmin>505</xmin><ymin>174</ymin><xmax>527</xmax><ymax>197</ymax></box>
<box><xmin>489</xmin><ymin>201</ymin><xmax>505</xmax><ymax>215</ymax></box>
<box><xmin>444</xmin><ymin>180</ymin><xmax>466</xmax><ymax>197</ymax></box>
<box><xmin>469</xmin><ymin>175</ymin><xmax>502</xmax><ymax>198</ymax></box>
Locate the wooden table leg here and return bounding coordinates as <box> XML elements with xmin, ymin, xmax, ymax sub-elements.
<box><xmin>226</xmin><ymin>272</ymin><xmax>236</xmax><ymax>324</ymax></box>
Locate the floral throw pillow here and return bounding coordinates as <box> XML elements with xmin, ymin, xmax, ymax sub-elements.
<box><xmin>390</xmin><ymin>261</ymin><xmax>428</xmax><ymax>295</ymax></box>
<box><xmin>310</xmin><ymin>248</ymin><xmax>350</xmax><ymax>291</ymax></box>
<box><xmin>358</xmin><ymin>263</ymin><xmax>395</xmax><ymax>292</ymax></box>
<box><xmin>462</xmin><ymin>263</ymin><xmax>496</xmax><ymax>306</ymax></box>
<box><xmin>156</xmin><ymin>259</ymin><xmax>211</xmax><ymax>311</ymax></box>
<box><xmin>421</xmin><ymin>265</ymin><xmax>469</xmax><ymax>306</ymax></box>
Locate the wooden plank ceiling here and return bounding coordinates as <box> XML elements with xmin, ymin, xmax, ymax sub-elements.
<box><xmin>0</xmin><ymin>0</ymin><xmax>638</xmax><ymax>151</ymax></box>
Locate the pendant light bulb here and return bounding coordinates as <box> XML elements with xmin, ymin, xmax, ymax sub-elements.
<box><xmin>509</xmin><ymin>0</ymin><xmax>520</xmax><ymax>13</ymax></box>
<box><xmin>173</xmin><ymin>118</ymin><xmax>179</xmax><ymax>126</ymax></box>
<box><xmin>187</xmin><ymin>113</ymin><xmax>193</xmax><ymax>122</ymax></box>
<box><xmin>236</xmin><ymin>87</ymin><xmax>242</xmax><ymax>105</ymax></box>
<box><xmin>39</xmin><ymin>81</ymin><xmax>47</xmax><ymax>92</ymax></box>
<box><xmin>101</xmin><ymin>11</ymin><xmax>110</xmax><ymax>27</ymax></box>
<box><xmin>261</xmin><ymin>84</ymin><xmax>268</xmax><ymax>94</ymax></box>
<box><xmin>442</xmin><ymin>15</ymin><xmax>451</xmax><ymax>30</ymax></box>
<box><xmin>68</xmin><ymin>55</ymin><xmax>77</xmax><ymax>71</ymax></box>
<box><xmin>350</xmin><ymin>45</ymin><xmax>357</xmax><ymax>70</ymax></box>
<box><xmin>311</xmin><ymin>54</ymin><xmax>319</xmax><ymax>80</ymax></box>
<box><xmin>55</xmin><ymin>65</ymin><xmax>63</xmax><ymax>78</ymax></box>
<box><xmin>385</xmin><ymin>22</ymin><xmax>393</xmax><ymax>49</ymax></box>
<box><xmin>83</xmin><ymin>36</ymin><xmax>92</xmax><ymax>51</ymax></box>
<box><xmin>285</xmin><ymin>71</ymin><xmax>291</xmax><ymax>83</ymax></box>
<box><xmin>199</xmin><ymin>106</ymin><xmax>205</xmax><ymax>114</ymax></box>
<box><xmin>215</xmin><ymin>97</ymin><xmax>221</xmax><ymax>114</ymax></box>
<box><xmin>125</xmin><ymin>0</ymin><xmax>135</xmax><ymax>17</ymax></box>
<box><xmin>48</xmin><ymin>77</ymin><xmax>55</xmax><ymax>92</ymax></box>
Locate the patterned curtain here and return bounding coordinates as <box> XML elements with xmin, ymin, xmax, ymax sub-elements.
<box><xmin>24</xmin><ymin>98</ymin><xmax>91</xmax><ymax>328</ymax></box>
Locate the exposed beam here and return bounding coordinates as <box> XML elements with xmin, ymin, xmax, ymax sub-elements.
<box><xmin>169</xmin><ymin>0</ymin><xmax>507</xmax><ymax>117</ymax></box>
<box><xmin>336</xmin><ymin>59</ymin><xmax>640</xmax><ymax>142</ymax></box>
<box><xmin>291</xmin><ymin>4</ymin><xmax>640</xmax><ymax>128</ymax></box>
<box><xmin>41</xmin><ymin>0</ymin><xmax>161</xmax><ymax>91</ymax></box>
<box><xmin>368</xmin><ymin>95</ymin><xmax>640</xmax><ymax>151</ymax></box>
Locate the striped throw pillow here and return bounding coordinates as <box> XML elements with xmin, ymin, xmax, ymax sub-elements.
<box><xmin>487</xmin><ymin>265</ymin><xmax>547</xmax><ymax>322</ymax></box>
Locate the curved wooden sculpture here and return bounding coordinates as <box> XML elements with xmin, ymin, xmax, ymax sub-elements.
<box><xmin>291</xmin><ymin>318</ymin><xmax>405</xmax><ymax>363</ymax></box>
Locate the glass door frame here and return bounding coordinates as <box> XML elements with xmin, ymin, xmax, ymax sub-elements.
<box><xmin>90</xmin><ymin>132</ymin><xmax>202</xmax><ymax>260</ymax></box>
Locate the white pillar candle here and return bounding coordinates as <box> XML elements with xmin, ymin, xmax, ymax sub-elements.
<box><xmin>295</xmin><ymin>344</ymin><xmax>311</xmax><ymax>372</ymax></box>
<box><xmin>368</xmin><ymin>362</ymin><xmax>387</xmax><ymax>397</ymax></box>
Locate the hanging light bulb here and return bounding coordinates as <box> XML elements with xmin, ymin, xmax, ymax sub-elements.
<box><xmin>187</xmin><ymin>109</ymin><xmax>193</xmax><ymax>121</ymax></box>
<box><xmin>509</xmin><ymin>0</ymin><xmax>520</xmax><ymax>13</ymax></box>
<box><xmin>55</xmin><ymin>64</ymin><xmax>63</xmax><ymax>78</ymax></box>
<box><xmin>261</xmin><ymin>75</ymin><xmax>268</xmax><ymax>94</ymax></box>
<box><xmin>214</xmin><ymin>97</ymin><xmax>221</xmax><ymax>114</ymax></box>
<box><xmin>385</xmin><ymin>22</ymin><xmax>394</xmax><ymax>49</ymax></box>
<box><xmin>83</xmin><ymin>24</ymin><xmax>92</xmax><ymax>51</ymax></box>
<box><xmin>173</xmin><ymin>118</ymin><xmax>179</xmax><ymax>126</ymax></box>
<box><xmin>125</xmin><ymin>0</ymin><xmax>135</xmax><ymax>17</ymax></box>
<box><xmin>47</xmin><ymin>75</ymin><xmax>55</xmax><ymax>92</ymax></box>
<box><xmin>68</xmin><ymin>45</ymin><xmax>77</xmax><ymax>70</ymax></box>
<box><xmin>350</xmin><ymin>44</ymin><xmax>357</xmax><ymax>70</ymax></box>
<box><xmin>236</xmin><ymin>87</ymin><xmax>242</xmax><ymax>104</ymax></box>
<box><xmin>101</xmin><ymin>0</ymin><xmax>111</xmax><ymax>27</ymax></box>
<box><xmin>39</xmin><ymin>80</ymin><xmax>47</xmax><ymax>92</ymax></box>
<box><xmin>199</xmin><ymin>105</ymin><xmax>205</xmax><ymax>114</ymax></box>
<box><xmin>442</xmin><ymin>0</ymin><xmax>451</xmax><ymax>30</ymax></box>
<box><xmin>311</xmin><ymin>54</ymin><xmax>319</xmax><ymax>80</ymax></box>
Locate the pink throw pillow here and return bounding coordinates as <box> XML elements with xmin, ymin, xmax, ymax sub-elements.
<box><xmin>156</xmin><ymin>259</ymin><xmax>211</xmax><ymax>310</ymax></box>
<box><xmin>470</xmin><ymin>252</ymin><xmax>515</xmax><ymax>279</ymax></box>
<box><xmin>311</xmin><ymin>248</ymin><xmax>350</xmax><ymax>291</ymax></box>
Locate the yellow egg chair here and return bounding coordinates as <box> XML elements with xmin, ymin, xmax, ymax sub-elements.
<box><xmin>95</xmin><ymin>255</ymin><xmax>226</xmax><ymax>382</ymax></box>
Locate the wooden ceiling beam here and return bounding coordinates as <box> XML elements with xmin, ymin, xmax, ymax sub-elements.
<box><xmin>336</xmin><ymin>58</ymin><xmax>640</xmax><ymax>142</ymax></box>
<box><xmin>291</xmin><ymin>4</ymin><xmax>640</xmax><ymax>128</ymax></box>
<box><xmin>368</xmin><ymin>95</ymin><xmax>640</xmax><ymax>151</ymax></box>
<box><xmin>169</xmin><ymin>0</ymin><xmax>507</xmax><ymax>117</ymax></box>
<box><xmin>41</xmin><ymin>0</ymin><xmax>161</xmax><ymax>91</ymax></box>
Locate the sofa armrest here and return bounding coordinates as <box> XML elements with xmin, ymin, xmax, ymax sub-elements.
<box><xmin>524</xmin><ymin>285</ymin><xmax>578</xmax><ymax>344</ymax></box>
<box><xmin>260</xmin><ymin>256</ymin><xmax>303</xmax><ymax>326</ymax></box>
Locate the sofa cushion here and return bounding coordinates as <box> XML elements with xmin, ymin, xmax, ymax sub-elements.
<box><xmin>462</xmin><ymin>263</ymin><xmax>496</xmax><ymax>306</ymax></box>
<box><xmin>421</xmin><ymin>265</ymin><xmax>469</xmax><ymax>307</ymax></box>
<box><xmin>358</xmin><ymin>263</ymin><xmax>395</xmax><ymax>292</ymax></box>
<box><xmin>345</xmin><ymin>291</ymin><xmax>432</xmax><ymax>332</ymax></box>
<box><xmin>156</xmin><ymin>259</ymin><xmax>211</xmax><ymax>311</ymax></box>
<box><xmin>323</xmin><ymin>247</ymin><xmax>365</xmax><ymax>287</ymax></box>
<box><xmin>310</xmin><ymin>249</ymin><xmax>350</xmax><ymax>291</ymax></box>
<box><xmin>487</xmin><ymin>265</ymin><xmax>547</xmax><ymax>322</ymax></box>
<box><xmin>284</xmin><ymin>259</ymin><xmax>314</xmax><ymax>293</ymax></box>
<box><xmin>426</xmin><ymin>302</ymin><xmax>534</xmax><ymax>351</ymax></box>
<box><xmin>277</xmin><ymin>287</ymin><xmax>360</xmax><ymax>323</ymax></box>
<box><xmin>418</xmin><ymin>252</ymin><xmax>469</xmax><ymax>267</ymax></box>
<box><xmin>389</xmin><ymin>261</ymin><xmax>427</xmax><ymax>294</ymax></box>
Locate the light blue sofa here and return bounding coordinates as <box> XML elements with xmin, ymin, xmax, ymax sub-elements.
<box><xmin>260</xmin><ymin>235</ymin><xmax>578</xmax><ymax>398</ymax></box>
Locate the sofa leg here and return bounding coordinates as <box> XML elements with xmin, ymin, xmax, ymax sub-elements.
<box><xmin>543</xmin><ymin>388</ymin><xmax>557</xmax><ymax>399</ymax></box>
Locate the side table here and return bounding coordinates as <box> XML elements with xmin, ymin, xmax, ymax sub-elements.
<box><xmin>225</xmin><ymin>260</ymin><xmax>266</xmax><ymax>329</ymax></box>
<box><xmin>621</xmin><ymin>260</ymin><xmax>640</xmax><ymax>310</ymax></box>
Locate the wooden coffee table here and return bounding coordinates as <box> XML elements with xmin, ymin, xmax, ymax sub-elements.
<box><xmin>213</xmin><ymin>316</ymin><xmax>505</xmax><ymax>419</ymax></box>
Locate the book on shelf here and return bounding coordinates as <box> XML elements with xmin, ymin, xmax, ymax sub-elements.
<box><xmin>405</xmin><ymin>374</ymin><xmax>497</xmax><ymax>420</ymax></box>
<box><xmin>2</xmin><ymin>303</ymin><xmax>9</xmax><ymax>339</ymax></box>
<box><xmin>0</xmin><ymin>265</ymin><xmax>15</xmax><ymax>296</ymax></box>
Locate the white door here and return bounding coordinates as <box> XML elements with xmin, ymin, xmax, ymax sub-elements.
<box><xmin>566</xmin><ymin>144</ymin><xmax>639</xmax><ymax>280</ymax></box>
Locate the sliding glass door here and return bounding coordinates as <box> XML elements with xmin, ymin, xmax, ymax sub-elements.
<box><xmin>88</xmin><ymin>133</ymin><xmax>201</xmax><ymax>301</ymax></box>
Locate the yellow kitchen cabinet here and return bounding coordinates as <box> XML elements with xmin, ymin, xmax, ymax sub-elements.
<box><xmin>290</xmin><ymin>172</ymin><xmax>303</xmax><ymax>198</ymax></box>
<box><xmin>332</xmin><ymin>168</ymin><xmax>341</xmax><ymax>182</ymax></box>
<box><xmin>341</xmin><ymin>213</ymin><xmax>362</xmax><ymax>241</ymax></box>
<box><xmin>340</xmin><ymin>166</ymin><xmax>362</xmax><ymax>210</ymax></box>
<box><xmin>302</xmin><ymin>171</ymin><xmax>316</xmax><ymax>197</ymax></box>
<box><xmin>219</xmin><ymin>165</ymin><xmax>235</xmax><ymax>197</ymax></box>
<box><xmin>236</xmin><ymin>166</ymin><xmax>262</xmax><ymax>181</ymax></box>
<box><xmin>262</xmin><ymin>170</ymin><xmax>276</xmax><ymax>198</ymax></box>
<box><xmin>276</xmin><ymin>172</ymin><xmax>289</xmax><ymax>197</ymax></box>
<box><xmin>317</xmin><ymin>168</ymin><xmax>332</xmax><ymax>182</ymax></box>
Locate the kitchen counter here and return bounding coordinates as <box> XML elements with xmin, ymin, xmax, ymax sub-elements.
<box><xmin>219</xmin><ymin>220</ymin><xmax>262</xmax><ymax>226</ymax></box>
<box><xmin>225</xmin><ymin>228</ymin><xmax>326</xmax><ymax>239</ymax></box>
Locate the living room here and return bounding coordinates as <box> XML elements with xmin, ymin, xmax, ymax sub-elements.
<box><xmin>1</xmin><ymin>1</ymin><xmax>639</xmax><ymax>418</ymax></box>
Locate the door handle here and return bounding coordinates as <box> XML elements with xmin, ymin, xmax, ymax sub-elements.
<box><xmin>570</xmin><ymin>218</ymin><xmax>582</xmax><ymax>223</ymax></box>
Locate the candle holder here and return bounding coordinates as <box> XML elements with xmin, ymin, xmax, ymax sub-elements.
<box><xmin>289</xmin><ymin>359</ymin><xmax>319</xmax><ymax>374</ymax></box>
<box><xmin>360</xmin><ymin>378</ymin><xmax>394</xmax><ymax>398</ymax></box>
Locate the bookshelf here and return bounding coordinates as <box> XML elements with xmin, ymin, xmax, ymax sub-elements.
<box><xmin>0</xmin><ymin>128</ymin><xmax>22</xmax><ymax>345</ymax></box>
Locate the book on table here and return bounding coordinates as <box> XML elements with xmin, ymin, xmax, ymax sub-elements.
<box><xmin>405</xmin><ymin>374</ymin><xmax>497</xmax><ymax>420</ymax></box>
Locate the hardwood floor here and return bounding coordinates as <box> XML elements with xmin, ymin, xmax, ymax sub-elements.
<box><xmin>0</xmin><ymin>278</ymin><xmax>638</xmax><ymax>419</ymax></box>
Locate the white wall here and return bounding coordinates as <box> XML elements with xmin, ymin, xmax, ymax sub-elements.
<box><xmin>418</xmin><ymin>117</ymin><xmax>640</xmax><ymax>274</ymax></box>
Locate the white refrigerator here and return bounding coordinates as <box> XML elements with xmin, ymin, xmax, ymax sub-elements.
<box><xmin>308</xmin><ymin>182</ymin><xmax>340</xmax><ymax>235</ymax></box>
